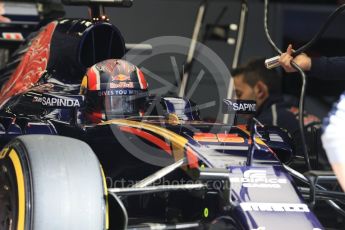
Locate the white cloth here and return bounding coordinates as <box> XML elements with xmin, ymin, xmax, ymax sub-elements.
<box><xmin>321</xmin><ymin>93</ymin><xmax>345</xmax><ymax>164</ymax></box>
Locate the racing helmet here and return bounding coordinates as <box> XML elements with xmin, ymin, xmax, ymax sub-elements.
<box><xmin>80</xmin><ymin>59</ymin><xmax>148</xmax><ymax>122</ymax></box>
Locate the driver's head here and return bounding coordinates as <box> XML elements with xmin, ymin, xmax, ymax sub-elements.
<box><xmin>231</xmin><ymin>58</ymin><xmax>282</xmax><ymax>109</ymax></box>
<box><xmin>80</xmin><ymin>59</ymin><xmax>148</xmax><ymax>123</ymax></box>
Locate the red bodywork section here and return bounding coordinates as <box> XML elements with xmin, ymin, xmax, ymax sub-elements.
<box><xmin>0</xmin><ymin>22</ymin><xmax>57</xmax><ymax>106</ymax></box>
<box><xmin>120</xmin><ymin>126</ymin><xmax>172</xmax><ymax>155</ymax></box>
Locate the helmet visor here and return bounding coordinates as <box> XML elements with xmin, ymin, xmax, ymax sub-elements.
<box><xmin>86</xmin><ymin>89</ymin><xmax>147</xmax><ymax>118</ymax></box>
<box><xmin>105</xmin><ymin>95</ymin><xmax>140</xmax><ymax>116</ymax></box>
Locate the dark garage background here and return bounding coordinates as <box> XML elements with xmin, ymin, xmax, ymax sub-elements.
<box><xmin>61</xmin><ymin>0</ymin><xmax>345</xmax><ymax>121</ymax></box>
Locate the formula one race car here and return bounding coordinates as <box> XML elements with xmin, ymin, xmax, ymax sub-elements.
<box><xmin>0</xmin><ymin>1</ymin><xmax>344</xmax><ymax>230</ymax></box>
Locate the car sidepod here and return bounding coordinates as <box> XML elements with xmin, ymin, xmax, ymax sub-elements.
<box><xmin>229</xmin><ymin>165</ymin><xmax>323</xmax><ymax>230</ymax></box>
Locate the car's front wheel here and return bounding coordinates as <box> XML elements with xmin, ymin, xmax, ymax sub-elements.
<box><xmin>0</xmin><ymin>135</ymin><xmax>107</xmax><ymax>230</ymax></box>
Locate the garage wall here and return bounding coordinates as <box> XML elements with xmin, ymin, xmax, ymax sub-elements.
<box><xmin>63</xmin><ymin>0</ymin><xmax>280</xmax><ymax>65</ymax></box>
<box><xmin>63</xmin><ymin>0</ymin><xmax>281</xmax><ymax>119</ymax></box>
<box><xmin>63</xmin><ymin>1</ymin><xmax>343</xmax><ymax>120</ymax></box>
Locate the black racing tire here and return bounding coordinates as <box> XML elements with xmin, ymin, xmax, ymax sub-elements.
<box><xmin>0</xmin><ymin>135</ymin><xmax>107</xmax><ymax>230</ymax></box>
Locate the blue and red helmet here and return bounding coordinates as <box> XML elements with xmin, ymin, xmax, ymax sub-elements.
<box><xmin>80</xmin><ymin>59</ymin><xmax>148</xmax><ymax>122</ymax></box>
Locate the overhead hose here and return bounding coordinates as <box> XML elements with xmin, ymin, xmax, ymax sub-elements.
<box><xmin>264</xmin><ymin>0</ymin><xmax>345</xmax><ymax>171</ymax></box>
<box><xmin>291</xmin><ymin>61</ymin><xmax>310</xmax><ymax>170</ymax></box>
<box><xmin>264</xmin><ymin>0</ymin><xmax>282</xmax><ymax>55</ymax></box>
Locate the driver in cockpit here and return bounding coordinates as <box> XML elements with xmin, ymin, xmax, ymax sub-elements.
<box><xmin>79</xmin><ymin>59</ymin><xmax>149</xmax><ymax>124</ymax></box>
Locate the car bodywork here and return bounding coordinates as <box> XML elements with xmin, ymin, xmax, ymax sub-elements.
<box><xmin>0</xmin><ymin>2</ymin><xmax>334</xmax><ymax>230</ymax></box>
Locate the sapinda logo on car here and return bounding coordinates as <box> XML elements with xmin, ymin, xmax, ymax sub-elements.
<box><xmin>41</xmin><ymin>96</ymin><xmax>80</xmax><ymax>107</ymax></box>
<box><xmin>223</xmin><ymin>99</ymin><xmax>256</xmax><ymax>114</ymax></box>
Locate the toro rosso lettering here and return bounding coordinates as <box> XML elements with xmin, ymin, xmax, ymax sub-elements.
<box><xmin>223</xmin><ymin>99</ymin><xmax>256</xmax><ymax>114</ymax></box>
<box><xmin>230</xmin><ymin>169</ymin><xmax>287</xmax><ymax>188</ymax></box>
<box><xmin>42</xmin><ymin>97</ymin><xmax>80</xmax><ymax>107</ymax></box>
<box><xmin>240</xmin><ymin>202</ymin><xmax>310</xmax><ymax>212</ymax></box>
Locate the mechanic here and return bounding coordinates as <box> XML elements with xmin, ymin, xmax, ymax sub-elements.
<box><xmin>232</xmin><ymin>57</ymin><xmax>319</xmax><ymax>132</ymax></box>
<box><xmin>232</xmin><ymin>58</ymin><xmax>321</xmax><ymax>161</ymax></box>
<box><xmin>279</xmin><ymin>45</ymin><xmax>345</xmax><ymax>190</ymax></box>
<box><xmin>80</xmin><ymin>59</ymin><xmax>149</xmax><ymax>124</ymax></box>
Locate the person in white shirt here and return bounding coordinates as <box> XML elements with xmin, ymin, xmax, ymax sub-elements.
<box><xmin>0</xmin><ymin>2</ymin><xmax>10</xmax><ymax>23</ymax></box>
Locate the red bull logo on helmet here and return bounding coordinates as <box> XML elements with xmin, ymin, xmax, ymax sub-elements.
<box><xmin>112</xmin><ymin>74</ymin><xmax>131</xmax><ymax>81</ymax></box>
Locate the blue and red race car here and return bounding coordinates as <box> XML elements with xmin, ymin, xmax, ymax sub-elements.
<box><xmin>0</xmin><ymin>1</ymin><xmax>343</xmax><ymax>229</ymax></box>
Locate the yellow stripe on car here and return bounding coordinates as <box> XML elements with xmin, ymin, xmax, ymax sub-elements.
<box><xmin>8</xmin><ymin>149</ymin><xmax>25</xmax><ymax>230</ymax></box>
<box><xmin>101</xmin><ymin>119</ymin><xmax>188</xmax><ymax>160</ymax></box>
<box><xmin>237</xmin><ymin>126</ymin><xmax>267</xmax><ymax>146</ymax></box>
